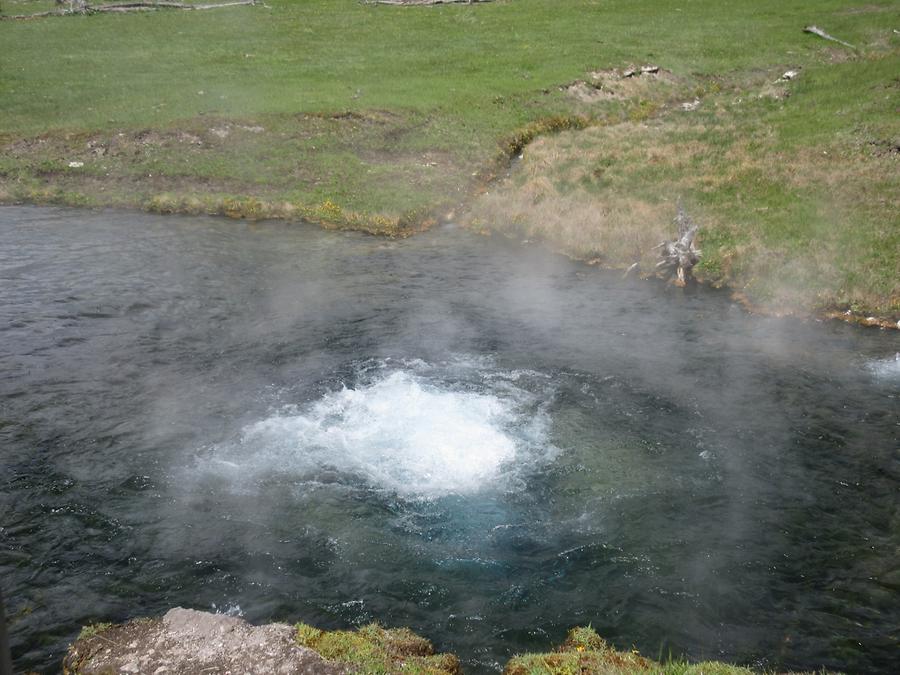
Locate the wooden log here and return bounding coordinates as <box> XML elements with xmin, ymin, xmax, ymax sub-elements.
<box><xmin>93</xmin><ymin>1</ymin><xmax>259</xmax><ymax>11</ymax></box>
<box><xmin>2</xmin><ymin>0</ymin><xmax>259</xmax><ymax>20</ymax></box>
<box><xmin>803</xmin><ymin>25</ymin><xmax>855</xmax><ymax>49</ymax></box>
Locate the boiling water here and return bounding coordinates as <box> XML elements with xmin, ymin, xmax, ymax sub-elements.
<box><xmin>204</xmin><ymin>364</ymin><xmax>554</xmax><ymax>498</ymax></box>
<box><xmin>1</xmin><ymin>207</ymin><xmax>897</xmax><ymax>673</ymax></box>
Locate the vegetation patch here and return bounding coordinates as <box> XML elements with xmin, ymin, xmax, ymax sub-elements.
<box><xmin>75</xmin><ymin>622</ymin><xmax>112</xmax><ymax>641</ymax></box>
<box><xmin>504</xmin><ymin>626</ymin><xmax>754</xmax><ymax>675</ymax></box>
<box><xmin>0</xmin><ymin>111</ymin><xmax>467</xmax><ymax>234</ymax></box>
<box><xmin>465</xmin><ymin>50</ymin><xmax>899</xmax><ymax>319</ymax></box>
<box><xmin>295</xmin><ymin>622</ymin><xmax>461</xmax><ymax>674</ymax></box>
<box><xmin>64</xmin><ymin>615</ymin><xmax>836</xmax><ymax>674</ymax></box>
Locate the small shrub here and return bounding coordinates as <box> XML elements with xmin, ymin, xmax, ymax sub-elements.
<box><xmin>77</xmin><ymin>622</ymin><xmax>112</xmax><ymax>641</ymax></box>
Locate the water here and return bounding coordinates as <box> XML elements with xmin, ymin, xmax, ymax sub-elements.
<box><xmin>1</xmin><ymin>206</ymin><xmax>897</xmax><ymax>673</ymax></box>
<box><xmin>205</xmin><ymin>365</ymin><xmax>554</xmax><ymax>498</ymax></box>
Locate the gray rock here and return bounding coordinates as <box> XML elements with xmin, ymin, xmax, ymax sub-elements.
<box><xmin>64</xmin><ymin>608</ymin><xmax>346</xmax><ymax>674</ymax></box>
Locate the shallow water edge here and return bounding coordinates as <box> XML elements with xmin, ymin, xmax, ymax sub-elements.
<box><xmin>0</xmin><ymin>199</ymin><xmax>896</xmax><ymax>329</ymax></box>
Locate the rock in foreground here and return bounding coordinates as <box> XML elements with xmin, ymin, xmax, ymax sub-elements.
<box><xmin>64</xmin><ymin>608</ymin><xmax>346</xmax><ymax>675</ymax></box>
<box><xmin>64</xmin><ymin>613</ymin><xmax>776</xmax><ymax>674</ymax></box>
<box><xmin>64</xmin><ymin>608</ymin><xmax>461</xmax><ymax>674</ymax></box>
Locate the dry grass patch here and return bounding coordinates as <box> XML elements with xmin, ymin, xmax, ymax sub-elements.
<box><xmin>465</xmin><ymin>94</ymin><xmax>899</xmax><ymax>318</ymax></box>
<box><xmin>468</xmin><ymin>184</ymin><xmax>669</xmax><ymax>266</ymax></box>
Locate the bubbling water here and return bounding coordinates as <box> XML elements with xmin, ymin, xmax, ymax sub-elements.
<box><xmin>198</xmin><ymin>362</ymin><xmax>555</xmax><ymax>498</ymax></box>
<box><xmin>867</xmin><ymin>353</ymin><xmax>900</xmax><ymax>381</ymax></box>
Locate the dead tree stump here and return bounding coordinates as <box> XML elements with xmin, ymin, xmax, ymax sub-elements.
<box><xmin>656</xmin><ymin>205</ymin><xmax>701</xmax><ymax>286</ymax></box>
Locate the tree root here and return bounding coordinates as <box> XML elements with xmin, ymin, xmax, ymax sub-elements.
<box><xmin>655</xmin><ymin>205</ymin><xmax>701</xmax><ymax>286</ymax></box>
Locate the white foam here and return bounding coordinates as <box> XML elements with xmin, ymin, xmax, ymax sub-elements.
<box><xmin>199</xmin><ymin>365</ymin><xmax>554</xmax><ymax>498</ymax></box>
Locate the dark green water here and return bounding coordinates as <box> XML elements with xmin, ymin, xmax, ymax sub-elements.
<box><xmin>1</xmin><ymin>207</ymin><xmax>897</xmax><ymax>673</ymax></box>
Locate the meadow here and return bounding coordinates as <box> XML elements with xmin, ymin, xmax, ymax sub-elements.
<box><xmin>1</xmin><ymin>0</ymin><xmax>897</xmax><ymax>318</ymax></box>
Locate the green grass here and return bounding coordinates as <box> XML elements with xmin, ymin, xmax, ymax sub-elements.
<box><xmin>1</xmin><ymin>0</ymin><xmax>897</xmax><ymax>317</ymax></box>
<box><xmin>2</xmin><ymin>0</ymin><xmax>894</xmax><ymax>133</ymax></box>
<box><xmin>505</xmin><ymin>626</ymin><xmax>755</xmax><ymax>675</ymax></box>
<box><xmin>463</xmin><ymin>24</ymin><xmax>898</xmax><ymax>317</ymax></box>
<box><xmin>5</xmin><ymin>1</ymin><xmax>893</xmax><ymax>134</ymax></box>
<box><xmin>75</xmin><ymin>622</ymin><xmax>112</xmax><ymax>641</ymax></box>
<box><xmin>294</xmin><ymin>622</ymin><xmax>460</xmax><ymax>674</ymax></box>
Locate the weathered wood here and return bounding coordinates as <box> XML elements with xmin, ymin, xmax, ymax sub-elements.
<box><xmin>2</xmin><ymin>0</ymin><xmax>259</xmax><ymax>20</ymax></box>
<box><xmin>803</xmin><ymin>25</ymin><xmax>855</xmax><ymax>50</ymax></box>
<box><xmin>655</xmin><ymin>205</ymin><xmax>701</xmax><ymax>285</ymax></box>
<box><xmin>101</xmin><ymin>1</ymin><xmax>259</xmax><ymax>9</ymax></box>
<box><xmin>622</xmin><ymin>262</ymin><xmax>640</xmax><ymax>279</ymax></box>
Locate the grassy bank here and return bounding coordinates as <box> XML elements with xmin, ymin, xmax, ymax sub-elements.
<box><xmin>466</xmin><ymin>52</ymin><xmax>900</xmax><ymax>319</ymax></box>
<box><xmin>68</xmin><ymin>618</ymin><xmax>768</xmax><ymax>674</ymax></box>
<box><xmin>294</xmin><ymin>622</ymin><xmax>461</xmax><ymax>674</ymax></box>
<box><xmin>1</xmin><ymin>0</ymin><xmax>897</xmax><ymax>318</ymax></box>
<box><xmin>504</xmin><ymin>626</ymin><xmax>754</xmax><ymax>675</ymax></box>
<box><xmin>294</xmin><ymin>623</ymin><xmax>760</xmax><ymax>675</ymax></box>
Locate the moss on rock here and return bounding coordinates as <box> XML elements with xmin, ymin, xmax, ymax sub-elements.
<box><xmin>504</xmin><ymin>627</ymin><xmax>754</xmax><ymax>675</ymax></box>
<box><xmin>64</xmin><ymin>615</ymin><xmax>828</xmax><ymax>675</ymax></box>
<box><xmin>295</xmin><ymin>622</ymin><xmax>460</xmax><ymax>674</ymax></box>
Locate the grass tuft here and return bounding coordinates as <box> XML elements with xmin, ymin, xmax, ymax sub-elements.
<box><xmin>76</xmin><ymin>622</ymin><xmax>112</xmax><ymax>641</ymax></box>
<box><xmin>295</xmin><ymin>622</ymin><xmax>460</xmax><ymax>674</ymax></box>
<box><xmin>504</xmin><ymin>627</ymin><xmax>753</xmax><ymax>675</ymax></box>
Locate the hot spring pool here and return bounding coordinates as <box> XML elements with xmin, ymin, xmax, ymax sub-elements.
<box><xmin>1</xmin><ymin>207</ymin><xmax>897</xmax><ymax>672</ymax></box>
